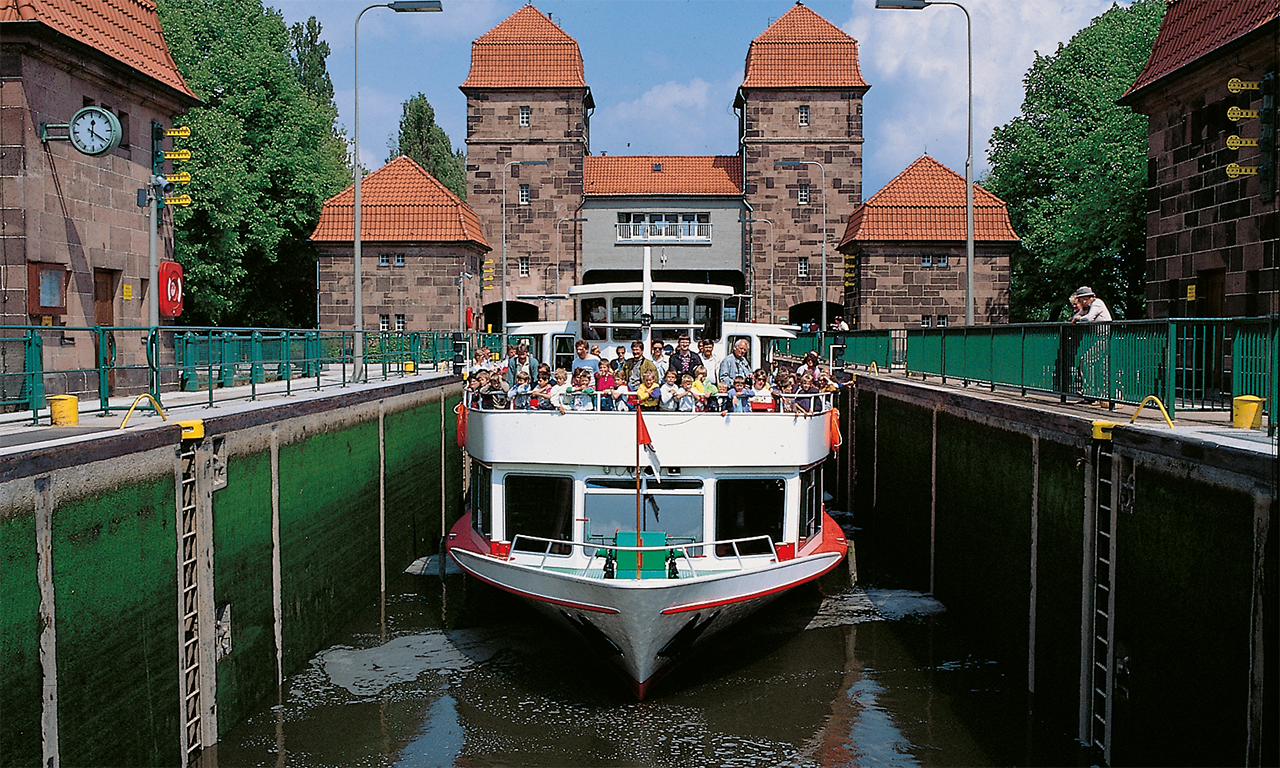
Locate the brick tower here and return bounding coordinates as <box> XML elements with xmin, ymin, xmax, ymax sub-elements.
<box><xmin>736</xmin><ymin>3</ymin><xmax>870</xmax><ymax>325</ymax></box>
<box><xmin>460</xmin><ymin>5</ymin><xmax>593</xmax><ymax>329</ymax></box>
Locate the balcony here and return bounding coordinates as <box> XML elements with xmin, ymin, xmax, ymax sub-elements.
<box><xmin>615</xmin><ymin>222</ymin><xmax>712</xmax><ymax>243</ymax></box>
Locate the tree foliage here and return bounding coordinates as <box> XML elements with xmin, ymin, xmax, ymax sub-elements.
<box><xmin>157</xmin><ymin>0</ymin><xmax>350</xmax><ymax>326</ymax></box>
<box><xmin>984</xmin><ymin>0</ymin><xmax>1165</xmax><ymax>321</ymax></box>
<box><xmin>387</xmin><ymin>94</ymin><xmax>466</xmax><ymax>199</ymax></box>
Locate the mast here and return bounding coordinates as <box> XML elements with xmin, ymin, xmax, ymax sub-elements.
<box><xmin>641</xmin><ymin>246</ymin><xmax>653</xmax><ymax>350</ymax></box>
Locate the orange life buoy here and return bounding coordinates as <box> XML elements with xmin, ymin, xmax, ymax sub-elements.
<box><xmin>455</xmin><ymin>401</ymin><xmax>468</xmax><ymax>447</ymax></box>
<box><xmin>827</xmin><ymin>407</ymin><xmax>842</xmax><ymax>451</ymax></box>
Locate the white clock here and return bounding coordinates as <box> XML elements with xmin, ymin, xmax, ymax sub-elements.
<box><xmin>68</xmin><ymin>106</ymin><xmax>122</xmax><ymax>157</ymax></box>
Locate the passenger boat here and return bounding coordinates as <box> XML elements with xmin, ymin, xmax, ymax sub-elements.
<box><xmin>446</xmin><ymin>249</ymin><xmax>848</xmax><ymax>698</ymax></box>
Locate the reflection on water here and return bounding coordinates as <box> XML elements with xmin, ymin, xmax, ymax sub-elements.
<box><xmin>201</xmin><ymin>572</ymin><xmax>1077</xmax><ymax>768</ymax></box>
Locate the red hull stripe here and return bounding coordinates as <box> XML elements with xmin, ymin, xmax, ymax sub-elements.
<box><xmin>660</xmin><ymin>554</ymin><xmax>844</xmax><ymax>614</ymax></box>
<box><xmin>450</xmin><ymin>551</ymin><xmax>620</xmax><ymax>614</ymax></box>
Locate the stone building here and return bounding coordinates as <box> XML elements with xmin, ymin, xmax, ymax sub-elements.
<box><xmin>838</xmin><ymin>155</ymin><xmax>1017</xmax><ymax>329</ymax></box>
<box><xmin>1119</xmin><ymin>0</ymin><xmax>1278</xmax><ymax>318</ymax></box>
<box><xmin>0</xmin><ymin>0</ymin><xmax>198</xmax><ymax>393</ymax></box>
<box><xmin>311</xmin><ymin>156</ymin><xmax>489</xmax><ymax>333</ymax></box>
<box><xmin>460</xmin><ymin>2</ymin><xmax>870</xmax><ymax>330</ymax></box>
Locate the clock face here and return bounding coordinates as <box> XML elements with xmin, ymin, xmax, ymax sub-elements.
<box><xmin>68</xmin><ymin>106</ymin><xmax>122</xmax><ymax>157</ymax></box>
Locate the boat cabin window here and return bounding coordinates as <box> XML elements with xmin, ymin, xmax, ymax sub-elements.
<box><xmin>649</xmin><ymin>297</ymin><xmax>689</xmax><ymax>343</ymax></box>
<box><xmin>715</xmin><ymin>478</ymin><xmax>784</xmax><ymax>556</ymax></box>
<box><xmin>471</xmin><ymin>463</ymin><xmax>492</xmax><ymax>537</ymax></box>
<box><xmin>583</xmin><ymin>478</ymin><xmax>704</xmax><ymax>544</ymax></box>
<box><xmin>694</xmin><ymin>298</ymin><xmax>722</xmax><ymax>341</ymax></box>
<box><xmin>505</xmin><ymin>474</ymin><xmax>574</xmax><ymax>554</ymax></box>
<box><xmin>582</xmin><ymin>298</ymin><xmax>607</xmax><ymax>340</ymax></box>
<box><xmin>551</xmin><ymin>334</ymin><xmax>576</xmax><ymax>373</ymax></box>
<box><xmin>611</xmin><ymin>297</ymin><xmax>642</xmax><ymax>340</ymax></box>
<box><xmin>800</xmin><ymin>467</ymin><xmax>822</xmax><ymax>540</ymax></box>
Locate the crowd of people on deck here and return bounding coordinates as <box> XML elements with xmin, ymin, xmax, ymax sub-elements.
<box><xmin>464</xmin><ymin>336</ymin><xmax>840</xmax><ymax>415</ymax></box>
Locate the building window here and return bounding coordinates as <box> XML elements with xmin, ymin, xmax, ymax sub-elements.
<box><xmin>936</xmin><ymin>254</ymin><xmax>948</xmax><ymax>268</ymax></box>
<box><xmin>519</xmin><ymin>105</ymin><xmax>530</xmax><ymax>126</ymax></box>
<box><xmin>615</xmin><ymin>212</ymin><xmax>710</xmax><ymax>241</ymax></box>
<box><xmin>798</xmin><ymin>256</ymin><xmax>810</xmax><ymax>279</ymax></box>
<box><xmin>798</xmin><ymin>105</ymin><xmax>810</xmax><ymax>127</ymax></box>
<box><xmin>519</xmin><ymin>184</ymin><xmax>530</xmax><ymax>205</ymax></box>
<box><xmin>798</xmin><ymin>184</ymin><xmax>810</xmax><ymax>205</ymax></box>
<box><xmin>921</xmin><ymin>254</ymin><xmax>933</xmax><ymax>268</ymax></box>
<box><xmin>920</xmin><ymin>316</ymin><xmax>932</xmax><ymax>328</ymax></box>
<box><xmin>379</xmin><ymin>253</ymin><xmax>390</xmax><ymax>267</ymax></box>
<box><xmin>27</xmin><ymin>262</ymin><xmax>67</xmax><ymax>315</ymax></box>
<box><xmin>395</xmin><ymin>314</ymin><xmax>406</xmax><ymax>332</ymax></box>
<box><xmin>936</xmin><ymin>315</ymin><xmax>948</xmax><ymax>327</ymax></box>
<box><xmin>519</xmin><ymin>256</ymin><xmax>530</xmax><ymax>277</ymax></box>
<box><xmin>379</xmin><ymin>314</ymin><xmax>390</xmax><ymax>332</ymax></box>
<box><xmin>394</xmin><ymin>253</ymin><xmax>405</xmax><ymax>267</ymax></box>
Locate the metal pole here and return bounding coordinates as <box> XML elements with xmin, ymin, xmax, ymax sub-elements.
<box><xmin>148</xmin><ymin>186</ymin><xmax>159</xmax><ymax>329</ymax></box>
<box><xmin>352</xmin><ymin>5</ymin><xmax>375</xmax><ymax>382</ymax></box>
<box><xmin>961</xmin><ymin>3</ymin><xmax>974</xmax><ymax>326</ymax></box>
<box><xmin>502</xmin><ymin>162</ymin><xmax>509</xmax><ymax>335</ymax></box>
<box><xmin>820</xmin><ymin>162</ymin><xmax>827</xmax><ymax>333</ymax></box>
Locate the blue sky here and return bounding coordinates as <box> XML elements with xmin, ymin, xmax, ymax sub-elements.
<box><xmin>268</xmin><ymin>0</ymin><xmax>1132</xmax><ymax>198</ymax></box>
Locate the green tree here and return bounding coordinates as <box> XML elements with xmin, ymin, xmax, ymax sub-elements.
<box><xmin>289</xmin><ymin>16</ymin><xmax>335</xmax><ymax>109</ymax></box>
<box><xmin>984</xmin><ymin>0</ymin><xmax>1165</xmax><ymax>321</ymax></box>
<box><xmin>157</xmin><ymin>0</ymin><xmax>351</xmax><ymax>326</ymax></box>
<box><xmin>387</xmin><ymin>94</ymin><xmax>466</xmax><ymax>199</ymax></box>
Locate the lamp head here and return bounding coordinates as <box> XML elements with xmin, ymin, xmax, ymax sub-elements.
<box><xmin>875</xmin><ymin>0</ymin><xmax>929</xmax><ymax>8</ymax></box>
<box><xmin>388</xmin><ymin>1</ymin><xmax>442</xmax><ymax>11</ymax></box>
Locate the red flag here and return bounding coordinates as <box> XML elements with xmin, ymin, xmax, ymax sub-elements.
<box><xmin>637</xmin><ymin>407</ymin><xmax>652</xmax><ymax>446</ymax></box>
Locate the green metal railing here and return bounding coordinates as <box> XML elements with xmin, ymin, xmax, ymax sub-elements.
<box><xmin>776</xmin><ymin>317</ymin><xmax>1278</xmax><ymax>422</ymax></box>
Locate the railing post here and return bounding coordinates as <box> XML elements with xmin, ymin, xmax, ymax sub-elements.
<box><xmin>218</xmin><ymin>332</ymin><xmax>235</xmax><ymax>388</ymax></box>
<box><xmin>96</xmin><ymin>326</ymin><xmax>112</xmax><ymax>408</ymax></box>
<box><xmin>25</xmin><ymin>329</ymin><xmax>44</xmax><ymax>425</ymax></box>
<box><xmin>304</xmin><ymin>332</ymin><xmax>320</xmax><ymax>378</ymax></box>
<box><xmin>178</xmin><ymin>330</ymin><xmax>196</xmax><ymax>392</ymax></box>
<box><xmin>1165</xmin><ymin>321</ymin><xmax>1176</xmax><ymax>418</ymax></box>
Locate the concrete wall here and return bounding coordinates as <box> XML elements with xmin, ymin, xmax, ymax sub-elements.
<box><xmin>580</xmin><ymin>197</ymin><xmax>745</xmax><ymax>275</ymax></box>
<box><xmin>843</xmin><ymin>377</ymin><xmax>1277</xmax><ymax>766</ymax></box>
<box><xmin>0</xmin><ymin>377</ymin><xmax>464</xmax><ymax>767</ymax></box>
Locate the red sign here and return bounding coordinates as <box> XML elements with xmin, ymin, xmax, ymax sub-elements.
<box><xmin>159</xmin><ymin>260</ymin><xmax>183</xmax><ymax>317</ymax></box>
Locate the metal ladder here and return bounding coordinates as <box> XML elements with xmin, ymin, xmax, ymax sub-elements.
<box><xmin>1088</xmin><ymin>441</ymin><xmax>1118</xmax><ymax>764</ymax></box>
<box><xmin>178</xmin><ymin>441</ymin><xmax>203</xmax><ymax>763</ymax></box>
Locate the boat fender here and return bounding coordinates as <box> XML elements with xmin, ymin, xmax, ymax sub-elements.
<box><xmin>455</xmin><ymin>402</ymin><xmax>468</xmax><ymax>448</ymax></box>
<box><xmin>827</xmin><ymin>407</ymin><xmax>842</xmax><ymax>451</ymax></box>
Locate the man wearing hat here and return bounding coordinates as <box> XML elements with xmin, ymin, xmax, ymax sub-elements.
<box><xmin>1069</xmin><ymin>286</ymin><xmax>1112</xmax><ymax>323</ymax></box>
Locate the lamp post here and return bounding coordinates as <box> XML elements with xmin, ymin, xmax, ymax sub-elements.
<box><xmin>774</xmin><ymin>160</ymin><xmax>827</xmax><ymax>331</ymax></box>
<box><xmin>554</xmin><ymin>216</ymin><xmax>587</xmax><ymax>321</ymax></box>
<box><xmin>456</xmin><ymin>271</ymin><xmax>473</xmax><ymax>332</ymax></box>
<box><xmin>741</xmin><ymin>217</ymin><xmax>775</xmax><ymax>322</ymax></box>
<box><xmin>502</xmin><ymin>159</ymin><xmax>548</xmax><ymax>334</ymax></box>
<box><xmin>353</xmin><ymin>0</ymin><xmax>441</xmax><ymax>382</ymax></box>
<box><xmin>876</xmin><ymin>0</ymin><xmax>973</xmax><ymax>325</ymax></box>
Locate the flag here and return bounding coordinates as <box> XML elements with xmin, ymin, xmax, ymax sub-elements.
<box><xmin>636</xmin><ymin>408</ymin><xmax>661</xmax><ymax>480</ymax></box>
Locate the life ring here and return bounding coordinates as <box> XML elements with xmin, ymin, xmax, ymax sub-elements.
<box><xmin>455</xmin><ymin>401</ymin><xmax>468</xmax><ymax>447</ymax></box>
<box><xmin>827</xmin><ymin>407</ymin><xmax>842</xmax><ymax>451</ymax></box>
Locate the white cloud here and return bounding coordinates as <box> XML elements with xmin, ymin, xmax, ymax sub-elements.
<box><xmin>592</xmin><ymin>77</ymin><xmax>741</xmax><ymax>156</ymax></box>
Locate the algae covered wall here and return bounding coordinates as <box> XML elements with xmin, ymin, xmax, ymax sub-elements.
<box><xmin>0</xmin><ymin>378</ymin><xmax>464</xmax><ymax>767</ymax></box>
<box><xmin>846</xmin><ymin>375</ymin><xmax>1276</xmax><ymax>766</ymax></box>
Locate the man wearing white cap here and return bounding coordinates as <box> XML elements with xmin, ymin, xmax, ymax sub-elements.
<box><xmin>1069</xmin><ymin>286</ymin><xmax>1112</xmax><ymax>323</ymax></box>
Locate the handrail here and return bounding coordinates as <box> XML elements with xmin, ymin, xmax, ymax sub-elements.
<box><xmin>1128</xmin><ymin>395</ymin><xmax>1175</xmax><ymax>429</ymax></box>
<box><xmin>506</xmin><ymin>533</ymin><xmax>779</xmax><ymax>578</ymax></box>
<box><xmin>119</xmin><ymin>393</ymin><xmax>167</xmax><ymax>429</ymax></box>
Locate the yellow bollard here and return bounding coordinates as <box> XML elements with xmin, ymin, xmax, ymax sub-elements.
<box><xmin>405</xmin><ymin>361</ymin><xmax>416</xmax><ymax>374</ymax></box>
<box><xmin>1231</xmin><ymin>395</ymin><xmax>1265</xmax><ymax>429</ymax></box>
<box><xmin>48</xmin><ymin>395</ymin><xmax>79</xmax><ymax>426</ymax></box>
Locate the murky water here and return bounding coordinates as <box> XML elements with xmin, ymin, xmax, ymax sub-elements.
<box><xmin>200</xmin><ymin>568</ymin><xmax>1081</xmax><ymax>768</ymax></box>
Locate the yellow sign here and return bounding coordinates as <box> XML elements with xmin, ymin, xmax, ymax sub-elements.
<box><xmin>165</xmin><ymin>126</ymin><xmax>192</xmax><ymax>138</ymax></box>
<box><xmin>1227</xmin><ymin>78</ymin><xmax>1259</xmax><ymax>93</ymax></box>
<box><xmin>1186</xmin><ymin>285</ymin><xmax>1196</xmax><ymax>301</ymax></box>
<box><xmin>165</xmin><ymin>194</ymin><xmax>193</xmax><ymax>207</ymax></box>
<box><xmin>1227</xmin><ymin>106</ymin><xmax>1260</xmax><ymax>122</ymax></box>
<box><xmin>123</xmin><ymin>284</ymin><xmax>133</xmax><ymax>300</ymax></box>
<box><xmin>164</xmin><ymin>149</ymin><xmax>192</xmax><ymax>161</ymax></box>
<box><xmin>1226</xmin><ymin>135</ymin><xmax>1259</xmax><ymax>150</ymax></box>
<box><xmin>1226</xmin><ymin>162</ymin><xmax>1258</xmax><ymax>178</ymax></box>
<box><xmin>40</xmin><ymin>315</ymin><xmax>52</xmax><ymax>326</ymax></box>
<box><xmin>164</xmin><ymin>172</ymin><xmax>192</xmax><ymax>183</ymax></box>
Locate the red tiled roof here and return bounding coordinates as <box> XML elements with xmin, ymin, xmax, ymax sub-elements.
<box><xmin>311</xmin><ymin>156</ymin><xmax>490</xmax><ymax>248</ymax></box>
<box><xmin>741</xmin><ymin>3</ymin><xmax>868</xmax><ymax>90</ymax></box>
<box><xmin>460</xmin><ymin>4</ymin><xmax>586</xmax><ymax>89</ymax></box>
<box><xmin>1123</xmin><ymin>0</ymin><xmax>1277</xmax><ymax>99</ymax></box>
<box><xmin>0</xmin><ymin>0</ymin><xmax>196</xmax><ymax>98</ymax></box>
<box><xmin>839</xmin><ymin>155</ymin><xmax>1018</xmax><ymax>245</ymax></box>
<box><xmin>584</xmin><ymin>156</ymin><xmax>742</xmax><ymax>196</ymax></box>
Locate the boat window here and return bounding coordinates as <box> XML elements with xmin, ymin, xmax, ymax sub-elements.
<box><xmin>505</xmin><ymin>474</ymin><xmax>574</xmax><ymax>554</ymax></box>
<box><xmin>583</xmin><ymin>479</ymin><xmax>703</xmax><ymax>544</ymax></box>
<box><xmin>552</xmin><ymin>334</ymin><xmax>576</xmax><ymax>373</ymax></box>
<box><xmin>611</xmin><ymin>297</ymin><xmax>641</xmax><ymax>341</ymax></box>
<box><xmin>582</xmin><ymin>298</ymin><xmax>607</xmax><ymax>340</ymax></box>
<box><xmin>694</xmin><ymin>298</ymin><xmax>721</xmax><ymax>341</ymax></box>
<box><xmin>800</xmin><ymin>467</ymin><xmax>822</xmax><ymax>540</ymax></box>
<box><xmin>471</xmin><ymin>462</ymin><xmax>492</xmax><ymax>537</ymax></box>
<box><xmin>715</xmin><ymin>478</ymin><xmax>784</xmax><ymax>556</ymax></box>
<box><xmin>650</xmin><ymin>297</ymin><xmax>689</xmax><ymax>343</ymax></box>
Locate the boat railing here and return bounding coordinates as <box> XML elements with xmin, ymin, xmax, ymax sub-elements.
<box><xmin>506</xmin><ymin>533</ymin><xmax>783</xmax><ymax>579</ymax></box>
<box><xmin>466</xmin><ymin>389</ymin><xmax>834</xmax><ymax>414</ymax></box>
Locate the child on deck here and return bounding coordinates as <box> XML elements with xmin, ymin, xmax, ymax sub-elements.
<box><xmin>532</xmin><ymin>369</ymin><xmax>554</xmax><ymax>410</ymax></box>
<box><xmin>560</xmin><ymin>367</ymin><xmax>597</xmax><ymax>413</ymax></box>
<box><xmin>511</xmin><ymin>370</ymin><xmax>534</xmax><ymax>410</ymax></box>
<box><xmin>750</xmin><ymin>369</ymin><xmax>775</xmax><ymax>411</ymax></box>
<box><xmin>547</xmin><ymin>368</ymin><xmax>570</xmax><ymax>411</ymax></box>
<box><xmin>707</xmin><ymin>381</ymin><xmax>733</xmax><ymax>414</ymax></box>
<box><xmin>677</xmin><ymin>374</ymin><xmax>698</xmax><ymax>411</ymax></box>
<box><xmin>476</xmin><ymin>369</ymin><xmax>509</xmax><ymax>410</ymax></box>
<box><xmin>658</xmin><ymin>369</ymin><xmax>683</xmax><ymax>411</ymax></box>
<box><xmin>793</xmin><ymin>373</ymin><xmax>821</xmax><ymax>414</ymax></box>
<box><xmin>595</xmin><ymin>359</ymin><xmax>619</xmax><ymax>411</ymax></box>
<box><xmin>636</xmin><ymin>368</ymin><xmax>661</xmax><ymax>411</ymax></box>
<box><xmin>730</xmin><ymin>376</ymin><xmax>753</xmax><ymax>412</ymax></box>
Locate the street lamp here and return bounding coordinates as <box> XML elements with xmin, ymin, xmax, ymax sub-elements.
<box><xmin>876</xmin><ymin>0</ymin><xmax>974</xmax><ymax>325</ymax></box>
<box><xmin>353</xmin><ymin>0</ymin><xmax>441</xmax><ymax>381</ymax></box>
<box><xmin>775</xmin><ymin>160</ymin><xmax>827</xmax><ymax>331</ymax></box>
<box><xmin>554</xmin><ymin>216</ymin><xmax>588</xmax><ymax>321</ymax></box>
<box><xmin>741</xmin><ymin>217</ymin><xmax>775</xmax><ymax>322</ymax></box>
<box><xmin>502</xmin><ymin>159</ymin><xmax>549</xmax><ymax>334</ymax></box>
<box><xmin>456</xmin><ymin>271</ymin><xmax>473</xmax><ymax>332</ymax></box>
